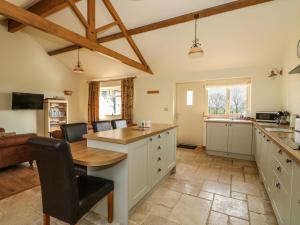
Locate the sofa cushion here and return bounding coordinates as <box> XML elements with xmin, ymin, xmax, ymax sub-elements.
<box><xmin>0</xmin><ymin>133</ymin><xmax>36</xmax><ymax>148</ymax></box>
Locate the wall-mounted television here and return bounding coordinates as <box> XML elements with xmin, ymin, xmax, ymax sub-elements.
<box><xmin>12</xmin><ymin>92</ymin><xmax>44</xmax><ymax>110</ymax></box>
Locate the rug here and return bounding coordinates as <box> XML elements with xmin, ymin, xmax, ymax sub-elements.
<box><xmin>0</xmin><ymin>164</ymin><xmax>40</xmax><ymax>200</ymax></box>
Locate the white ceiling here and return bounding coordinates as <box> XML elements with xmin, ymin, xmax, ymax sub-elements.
<box><xmin>4</xmin><ymin>0</ymin><xmax>300</xmax><ymax>79</ymax></box>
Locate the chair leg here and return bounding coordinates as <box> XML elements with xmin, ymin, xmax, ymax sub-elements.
<box><xmin>107</xmin><ymin>191</ymin><xmax>113</xmax><ymax>223</ymax></box>
<box><xmin>43</xmin><ymin>214</ymin><xmax>50</xmax><ymax>225</ymax></box>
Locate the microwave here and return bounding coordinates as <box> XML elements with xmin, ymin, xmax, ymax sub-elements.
<box><xmin>256</xmin><ymin>111</ymin><xmax>280</xmax><ymax>123</ymax></box>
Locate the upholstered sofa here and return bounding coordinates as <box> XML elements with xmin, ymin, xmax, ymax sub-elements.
<box><xmin>0</xmin><ymin>130</ymin><xmax>36</xmax><ymax>168</ymax></box>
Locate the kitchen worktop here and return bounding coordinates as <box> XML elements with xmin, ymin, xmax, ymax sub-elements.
<box><xmin>84</xmin><ymin>123</ymin><xmax>177</xmax><ymax>144</ymax></box>
<box><xmin>254</xmin><ymin>122</ymin><xmax>300</xmax><ymax>164</ymax></box>
<box><xmin>205</xmin><ymin>118</ymin><xmax>253</xmax><ymax>124</ymax></box>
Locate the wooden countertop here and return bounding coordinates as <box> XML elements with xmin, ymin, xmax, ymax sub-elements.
<box><xmin>70</xmin><ymin>140</ymin><xmax>127</xmax><ymax>167</ymax></box>
<box><xmin>254</xmin><ymin>122</ymin><xmax>300</xmax><ymax>165</ymax></box>
<box><xmin>205</xmin><ymin>118</ymin><xmax>253</xmax><ymax>124</ymax></box>
<box><xmin>84</xmin><ymin>123</ymin><xmax>177</xmax><ymax>145</ymax></box>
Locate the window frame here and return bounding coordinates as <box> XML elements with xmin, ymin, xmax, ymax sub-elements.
<box><xmin>205</xmin><ymin>84</ymin><xmax>251</xmax><ymax>118</ymax></box>
<box><xmin>99</xmin><ymin>86</ymin><xmax>122</xmax><ymax>117</ymax></box>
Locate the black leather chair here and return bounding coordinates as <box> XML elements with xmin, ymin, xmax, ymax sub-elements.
<box><xmin>61</xmin><ymin>123</ymin><xmax>88</xmax><ymax>143</ymax></box>
<box><xmin>28</xmin><ymin>137</ymin><xmax>114</xmax><ymax>225</ymax></box>
<box><xmin>92</xmin><ymin>120</ymin><xmax>112</xmax><ymax>133</ymax></box>
<box><xmin>111</xmin><ymin>119</ymin><xmax>127</xmax><ymax>129</ymax></box>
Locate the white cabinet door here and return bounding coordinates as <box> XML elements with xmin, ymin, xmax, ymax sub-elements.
<box><xmin>291</xmin><ymin>165</ymin><xmax>300</xmax><ymax>225</ymax></box>
<box><xmin>255</xmin><ymin>129</ymin><xmax>262</xmax><ymax>170</ymax></box>
<box><xmin>206</xmin><ymin>123</ymin><xmax>229</xmax><ymax>152</ymax></box>
<box><xmin>165</xmin><ymin>129</ymin><xmax>177</xmax><ymax>172</ymax></box>
<box><xmin>128</xmin><ymin>140</ymin><xmax>150</xmax><ymax>208</ymax></box>
<box><xmin>228</xmin><ymin>124</ymin><xmax>253</xmax><ymax>155</ymax></box>
<box><xmin>261</xmin><ymin>138</ymin><xmax>274</xmax><ymax>194</ymax></box>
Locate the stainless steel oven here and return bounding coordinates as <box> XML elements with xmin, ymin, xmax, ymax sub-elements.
<box><xmin>256</xmin><ymin>111</ymin><xmax>280</xmax><ymax>123</ymax></box>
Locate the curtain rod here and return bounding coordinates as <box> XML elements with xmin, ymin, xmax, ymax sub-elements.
<box><xmin>87</xmin><ymin>76</ymin><xmax>136</xmax><ymax>83</ymax></box>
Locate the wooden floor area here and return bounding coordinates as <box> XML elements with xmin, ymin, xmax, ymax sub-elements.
<box><xmin>0</xmin><ymin>164</ymin><xmax>39</xmax><ymax>200</ymax></box>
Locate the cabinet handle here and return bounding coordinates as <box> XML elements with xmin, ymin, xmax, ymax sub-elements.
<box><xmin>276</xmin><ymin>182</ymin><xmax>281</xmax><ymax>189</ymax></box>
<box><xmin>149</xmin><ymin>138</ymin><xmax>152</xmax><ymax>141</ymax></box>
<box><xmin>167</xmin><ymin>131</ymin><xmax>170</xmax><ymax>135</ymax></box>
<box><xmin>259</xmin><ymin>131</ymin><xmax>261</xmax><ymax>134</ymax></box>
<box><xmin>157</xmin><ymin>168</ymin><xmax>162</xmax><ymax>173</ymax></box>
<box><xmin>278</xmin><ymin>149</ymin><xmax>282</xmax><ymax>155</ymax></box>
<box><xmin>277</xmin><ymin>166</ymin><xmax>281</xmax><ymax>172</ymax></box>
<box><xmin>286</xmin><ymin>158</ymin><xmax>292</xmax><ymax>163</ymax></box>
<box><xmin>158</xmin><ymin>135</ymin><xmax>161</xmax><ymax>139</ymax></box>
<box><xmin>263</xmin><ymin>135</ymin><xmax>266</xmax><ymax>138</ymax></box>
<box><xmin>267</xmin><ymin>139</ymin><xmax>270</xmax><ymax>142</ymax></box>
<box><xmin>158</xmin><ymin>146</ymin><xmax>161</xmax><ymax>150</ymax></box>
<box><xmin>158</xmin><ymin>157</ymin><xmax>161</xmax><ymax>161</ymax></box>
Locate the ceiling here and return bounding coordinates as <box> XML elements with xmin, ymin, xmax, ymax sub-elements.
<box><xmin>3</xmin><ymin>0</ymin><xmax>300</xmax><ymax>79</ymax></box>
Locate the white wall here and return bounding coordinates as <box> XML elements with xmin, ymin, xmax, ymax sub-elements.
<box><xmin>282</xmin><ymin>9</ymin><xmax>300</xmax><ymax>115</ymax></box>
<box><xmin>134</xmin><ymin>66</ymin><xmax>283</xmax><ymax>124</ymax></box>
<box><xmin>0</xmin><ymin>24</ymin><xmax>84</xmax><ymax>135</ymax></box>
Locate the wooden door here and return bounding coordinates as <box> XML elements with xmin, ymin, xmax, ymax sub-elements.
<box><xmin>176</xmin><ymin>82</ymin><xmax>204</xmax><ymax>146</ymax></box>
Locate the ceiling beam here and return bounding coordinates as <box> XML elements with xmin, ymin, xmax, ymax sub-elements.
<box><xmin>0</xmin><ymin>0</ymin><xmax>153</xmax><ymax>74</ymax></box>
<box><xmin>48</xmin><ymin>0</ymin><xmax>273</xmax><ymax>56</ymax></box>
<box><xmin>7</xmin><ymin>0</ymin><xmax>82</xmax><ymax>33</ymax></box>
<box><xmin>87</xmin><ymin>0</ymin><xmax>96</xmax><ymax>41</ymax></box>
<box><xmin>102</xmin><ymin>0</ymin><xmax>148</xmax><ymax>66</ymax></box>
<box><xmin>95</xmin><ymin>21</ymin><xmax>118</xmax><ymax>34</ymax></box>
<box><xmin>66</xmin><ymin>0</ymin><xmax>88</xmax><ymax>29</ymax></box>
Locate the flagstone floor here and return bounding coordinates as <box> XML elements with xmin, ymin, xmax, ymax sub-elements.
<box><xmin>0</xmin><ymin>147</ymin><xmax>278</xmax><ymax>225</ymax></box>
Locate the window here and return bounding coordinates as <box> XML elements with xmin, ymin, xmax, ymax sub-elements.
<box><xmin>206</xmin><ymin>84</ymin><xmax>249</xmax><ymax>117</ymax></box>
<box><xmin>186</xmin><ymin>90</ymin><xmax>193</xmax><ymax>106</ymax></box>
<box><xmin>208</xmin><ymin>87</ymin><xmax>226</xmax><ymax>115</ymax></box>
<box><xmin>100</xmin><ymin>86</ymin><xmax>121</xmax><ymax>116</ymax></box>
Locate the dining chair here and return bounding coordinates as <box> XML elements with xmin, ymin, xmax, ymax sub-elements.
<box><xmin>28</xmin><ymin>137</ymin><xmax>114</xmax><ymax>225</ymax></box>
<box><xmin>60</xmin><ymin>123</ymin><xmax>88</xmax><ymax>143</ymax></box>
<box><xmin>111</xmin><ymin>119</ymin><xmax>127</xmax><ymax>129</ymax></box>
<box><xmin>92</xmin><ymin>120</ymin><xmax>112</xmax><ymax>133</ymax></box>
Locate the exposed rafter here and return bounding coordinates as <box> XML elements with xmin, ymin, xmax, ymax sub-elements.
<box><xmin>87</xmin><ymin>0</ymin><xmax>96</xmax><ymax>41</ymax></box>
<box><xmin>66</xmin><ymin>0</ymin><xmax>88</xmax><ymax>29</ymax></box>
<box><xmin>95</xmin><ymin>21</ymin><xmax>118</xmax><ymax>34</ymax></box>
<box><xmin>7</xmin><ymin>0</ymin><xmax>82</xmax><ymax>32</ymax></box>
<box><xmin>102</xmin><ymin>0</ymin><xmax>148</xmax><ymax>66</ymax></box>
<box><xmin>48</xmin><ymin>0</ymin><xmax>273</xmax><ymax>56</ymax></box>
<box><xmin>0</xmin><ymin>0</ymin><xmax>153</xmax><ymax>74</ymax></box>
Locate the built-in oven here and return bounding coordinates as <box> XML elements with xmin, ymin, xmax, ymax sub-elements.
<box><xmin>256</xmin><ymin>111</ymin><xmax>280</xmax><ymax>123</ymax></box>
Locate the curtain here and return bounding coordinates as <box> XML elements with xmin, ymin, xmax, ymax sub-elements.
<box><xmin>88</xmin><ymin>81</ymin><xmax>100</xmax><ymax>124</ymax></box>
<box><xmin>121</xmin><ymin>78</ymin><xmax>134</xmax><ymax>124</ymax></box>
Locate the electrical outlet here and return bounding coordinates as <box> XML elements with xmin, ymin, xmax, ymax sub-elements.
<box><xmin>163</xmin><ymin>107</ymin><xmax>168</xmax><ymax>111</ymax></box>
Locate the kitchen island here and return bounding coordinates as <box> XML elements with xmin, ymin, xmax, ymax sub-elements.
<box><xmin>84</xmin><ymin>124</ymin><xmax>177</xmax><ymax>225</ymax></box>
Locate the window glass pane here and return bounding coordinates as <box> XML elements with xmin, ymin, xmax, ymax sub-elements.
<box><xmin>230</xmin><ymin>85</ymin><xmax>247</xmax><ymax>114</ymax></box>
<box><xmin>186</xmin><ymin>90</ymin><xmax>193</xmax><ymax>106</ymax></box>
<box><xmin>208</xmin><ymin>87</ymin><xmax>226</xmax><ymax>115</ymax></box>
<box><xmin>100</xmin><ymin>86</ymin><xmax>121</xmax><ymax>116</ymax></box>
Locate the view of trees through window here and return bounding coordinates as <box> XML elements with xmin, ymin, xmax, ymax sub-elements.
<box><xmin>208</xmin><ymin>85</ymin><xmax>248</xmax><ymax>115</ymax></box>
<box><xmin>100</xmin><ymin>86</ymin><xmax>121</xmax><ymax>116</ymax></box>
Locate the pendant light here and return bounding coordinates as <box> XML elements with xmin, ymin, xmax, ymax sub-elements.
<box><xmin>73</xmin><ymin>47</ymin><xmax>84</xmax><ymax>73</ymax></box>
<box><xmin>188</xmin><ymin>18</ymin><xmax>204</xmax><ymax>58</ymax></box>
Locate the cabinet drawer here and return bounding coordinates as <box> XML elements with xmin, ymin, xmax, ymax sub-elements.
<box><xmin>272</xmin><ymin>147</ymin><xmax>293</xmax><ymax>174</ymax></box>
<box><xmin>272</xmin><ymin>156</ymin><xmax>292</xmax><ymax>191</ymax></box>
<box><xmin>151</xmin><ymin>161</ymin><xmax>164</xmax><ymax>185</ymax></box>
<box><xmin>271</xmin><ymin>172</ymin><xmax>291</xmax><ymax>225</ymax></box>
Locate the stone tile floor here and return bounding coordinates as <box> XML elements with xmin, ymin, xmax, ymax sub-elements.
<box><xmin>129</xmin><ymin>148</ymin><xmax>278</xmax><ymax>225</ymax></box>
<box><xmin>0</xmin><ymin>147</ymin><xmax>278</xmax><ymax>225</ymax></box>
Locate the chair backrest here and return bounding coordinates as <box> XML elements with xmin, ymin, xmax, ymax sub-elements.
<box><xmin>28</xmin><ymin>137</ymin><xmax>79</xmax><ymax>224</ymax></box>
<box><xmin>50</xmin><ymin>130</ymin><xmax>63</xmax><ymax>139</ymax></box>
<box><xmin>92</xmin><ymin>120</ymin><xmax>112</xmax><ymax>133</ymax></box>
<box><xmin>60</xmin><ymin>123</ymin><xmax>87</xmax><ymax>143</ymax></box>
<box><xmin>111</xmin><ymin>119</ymin><xmax>127</xmax><ymax>129</ymax></box>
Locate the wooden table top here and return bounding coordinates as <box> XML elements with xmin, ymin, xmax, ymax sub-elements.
<box><xmin>84</xmin><ymin>123</ymin><xmax>177</xmax><ymax>145</ymax></box>
<box><xmin>70</xmin><ymin>140</ymin><xmax>127</xmax><ymax>167</ymax></box>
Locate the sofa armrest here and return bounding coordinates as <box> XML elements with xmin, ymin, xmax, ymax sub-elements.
<box><xmin>0</xmin><ymin>133</ymin><xmax>37</xmax><ymax>148</ymax></box>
